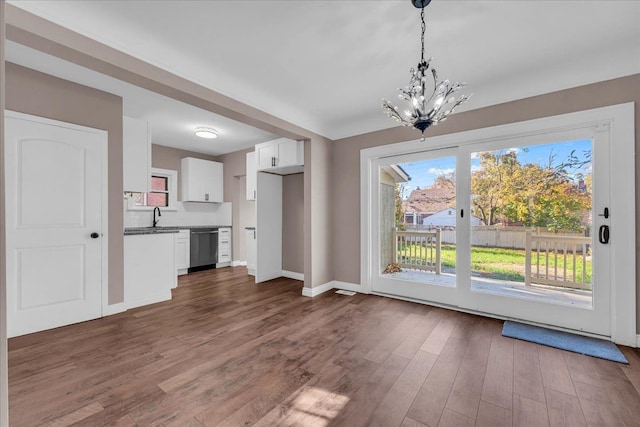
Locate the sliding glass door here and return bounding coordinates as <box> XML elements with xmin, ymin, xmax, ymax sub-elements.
<box><xmin>366</xmin><ymin>104</ymin><xmax>634</xmax><ymax>340</ymax></box>
<box><xmin>373</xmin><ymin>148</ymin><xmax>460</xmax><ymax>306</ymax></box>
<box><xmin>457</xmin><ymin>133</ymin><xmax>610</xmax><ymax>336</ymax></box>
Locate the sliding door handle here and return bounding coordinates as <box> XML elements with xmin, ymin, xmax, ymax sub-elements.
<box><xmin>598</xmin><ymin>225</ymin><xmax>609</xmax><ymax>244</ymax></box>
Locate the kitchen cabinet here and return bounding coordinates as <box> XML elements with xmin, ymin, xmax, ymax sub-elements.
<box><xmin>124</xmin><ymin>233</ymin><xmax>175</xmax><ymax>309</ymax></box>
<box><xmin>255</xmin><ymin>138</ymin><xmax>304</xmax><ymax>175</ymax></box>
<box><xmin>246</xmin><ymin>228</ymin><xmax>256</xmax><ymax>276</ymax></box>
<box><xmin>123</xmin><ymin>116</ymin><xmax>151</xmax><ymax>193</ymax></box>
<box><xmin>217</xmin><ymin>227</ymin><xmax>232</xmax><ymax>267</ymax></box>
<box><xmin>255</xmin><ymin>173</ymin><xmax>282</xmax><ymax>282</ymax></box>
<box><xmin>246</xmin><ymin>152</ymin><xmax>257</xmax><ymax>201</ymax></box>
<box><xmin>175</xmin><ymin>230</ymin><xmax>190</xmax><ymax>278</ymax></box>
<box><xmin>181</xmin><ymin>157</ymin><xmax>223</xmax><ymax>202</ymax></box>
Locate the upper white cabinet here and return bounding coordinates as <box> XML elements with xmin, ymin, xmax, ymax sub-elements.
<box><xmin>181</xmin><ymin>157</ymin><xmax>223</xmax><ymax>203</ymax></box>
<box><xmin>246</xmin><ymin>152</ymin><xmax>257</xmax><ymax>200</ymax></box>
<box><xmin>255</xmin><ymin>138</ymin><xmax>304</xmax><ymax>175</ymax></box>
<box><xmin>123</xmin><ymin>116</ymin><xmax>151</xmax><ymax>193</ymax></box>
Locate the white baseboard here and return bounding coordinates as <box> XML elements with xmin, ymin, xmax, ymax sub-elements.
<box><xmin>282</xmin><ymin>270</ymin><xmax>304</xmax><ymax>281</ymax></box>
<box><xmin>333</xmin><ymin>281</ymin><xmax>364</xmax><ymax>293</ymax></box>
<box><xmin>248</xmin><ymin>269</ymin><xmax>256</xmax><ymax>276</ymax></box>
<box><xmin>301</xmin><ymin>281</ymin><xmax>335</xmax><ymax>297</ymax></box>
<box><xmin>216</xmin><ymin>262</ymin><xmax>231</xmax><ymax>268</ymax></box>
<box><xmin>103</xmin><ymin>302</ymin><xmax>126</xmax><ymax>316</ymax></box>
<box><xmin>232</xmin><ymin>260</ymin><xmax>247</xmax><ymax>267</ymax></box>
<box><xmin>258</xmin><ymin>272</ymin><xmax>283</xmax><ymax>282</ymax></box>
<box><xmin>302</xmin><ymin>280</ymin><xmax>363</xmax><ymax>297</ymax></box>
<box><xmin>126</xmin><ymin>291</ymin><xmax>172</xmax><ymax>310</ymax></box>
<box><xmin>636</xmin><ymin>334</ymin><xmax>640</xmax><ymax>348</ymax></box>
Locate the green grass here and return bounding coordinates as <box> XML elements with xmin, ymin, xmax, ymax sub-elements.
<box><xmin>397</xmin><ymin>243</ymin><xmax>592</xmax><ymax>283</ymax></box>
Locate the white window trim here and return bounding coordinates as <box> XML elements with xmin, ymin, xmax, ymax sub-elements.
<box><xmin>126</xmin><ymin>168</ymin><xmax>178</xmax><ymax>211</ymax></box>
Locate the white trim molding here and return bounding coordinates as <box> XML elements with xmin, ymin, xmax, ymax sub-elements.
<box><xmin>231</xmin><ymin>260</ymin><xmax>247</xmax><ymax>267</ymax></box>
<box><xmin>302</xmin><ymin>281</ymin><xmax>335</xmax><ymax>297</ymax></box>
<box><xmin>282</xmin><ymin>270</ymin><xmax>304</xmax><ymax>281</ymax></box>
<box><xmin>333</xmin><ymin>281</ymin><xmax>365</xmax><ymax>294</ymax></box>
<box><xmin>301</xmin><ymin>280</ymin><xmax>363</xmax><ymax>297</ymax></box>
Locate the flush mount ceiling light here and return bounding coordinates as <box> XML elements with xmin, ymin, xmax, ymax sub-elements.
<box><xmin>194</xmin><ymin>127</ymin><xmax>218</xmax><ymax>139</ymax></box>
<box><xmin>382</xmin><ymin>0</ymin><xmax>472</xmax><ymax>136</ymax></box>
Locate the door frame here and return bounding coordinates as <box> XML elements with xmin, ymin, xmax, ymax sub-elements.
<box><xmin>5</xmin><ymin>110</ymin><xmax>109</xmax><ymax>318</ymax></box>
<box><xmin>361</xmin><ymin>103</ymin><xmax>635</xmax><ymax>345</ymax></box>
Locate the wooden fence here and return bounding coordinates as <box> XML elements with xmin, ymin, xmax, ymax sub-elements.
<box><xmin>405</xmin><ymin>225</ymin><xmax>584</xmax><ymax>250</ymax></box>
<box><xmin>394</xmin><ymin>229</ymin><xmax>441</xmax><ymax>273</ymax></box>
<box><xmin>525</xmin><ymin>231</ymin><xmax>592</xmax><ymax>290</ymax></box>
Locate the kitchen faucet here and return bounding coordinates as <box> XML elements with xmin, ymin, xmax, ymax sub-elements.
<box><xmin>153</xmin><ymin>207</ymin><xmax>161</xmax><ymax>227</ymax></box>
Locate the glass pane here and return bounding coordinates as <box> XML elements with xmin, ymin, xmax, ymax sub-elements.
<box><xmin>379</xmin><ymin>156</ymin><xmax>457</xmax><ymax>287</ymax></box>
<box><xmin>147</xmin><ymin>192</ymin><xmax>168</xmax><ymax>207</ymax></box>
<box><xmin>150</xmin><ymin>176</ymin><xmax>168</xmax><ymax>191</ymax></box>
<box><xmin>470</xmin><ymin>139</ymin><xmax>593</xmax><ymax>308</ymax></box>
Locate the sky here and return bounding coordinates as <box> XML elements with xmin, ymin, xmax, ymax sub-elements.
<box><xmin>397</xmin><ymin>138</ymin><xmax>592</xmax><ymax>199</ymax></box>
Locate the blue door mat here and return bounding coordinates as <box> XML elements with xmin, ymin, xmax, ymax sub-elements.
<box><xmin>502</xmin><ymin>321</ymin><xmax>628</xmax><ymax>364</ymax></box>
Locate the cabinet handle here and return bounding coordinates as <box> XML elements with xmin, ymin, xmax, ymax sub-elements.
<box><xmin>204</xmin><ymin>193</ymin><xmax>209</xmax><ymax>201</ymax></box>
<box><xmin>254</xmin><ymin>190</ymin><xmax>256</xmax><ymax>199</ymax></box>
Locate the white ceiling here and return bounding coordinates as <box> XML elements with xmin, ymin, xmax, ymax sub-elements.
<box><xmin>5</xmin><ymin>41</ymin><xmax>280</xmax><ymax>156</ymax></box>
<box><xmin>6</xmin><ymin>0</ymin><xmax>640</xmax><ymax>148</ymax></box>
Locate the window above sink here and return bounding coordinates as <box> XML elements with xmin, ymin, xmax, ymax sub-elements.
<box><xmin>125</xmin><ymin>168</ymin><xmax>177</xmax><ymax>211</ymax></box>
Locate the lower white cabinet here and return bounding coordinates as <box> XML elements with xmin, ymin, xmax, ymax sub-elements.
<box><xmin>124</xmin><ymin>233</ymin><xmax>175</xmax><ymax>309</ymax></box>
<box><xmin>217</xmin><ymin>227</ymin><xmax>232</xmax><ymax>267</ymax></box>
<box><xmin>175</xmin><ymin>230</ymin><xmax>190</xmax><ymax>278</ymax></box>
<box><xmin>246</xmin><ymin>228</ymin><xmax>256</xmax><ymax>276</ymax></box>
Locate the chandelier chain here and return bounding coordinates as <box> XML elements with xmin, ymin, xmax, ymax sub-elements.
<box><xmin>420</xmin><ymin>7</ymin><xmax>425</xmax><ymax>63</ymax></box>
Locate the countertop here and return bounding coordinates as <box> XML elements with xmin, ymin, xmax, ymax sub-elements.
<box><xmin>124</xmin><ymin>225</ymin><xmax>232</xmax><ymax>236</ymax></box>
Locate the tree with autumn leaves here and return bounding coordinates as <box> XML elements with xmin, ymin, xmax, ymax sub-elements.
<box><xmin>471</xmin><ymin>150</ymin><xmax>591</xmax><ymax>232</ymax></box>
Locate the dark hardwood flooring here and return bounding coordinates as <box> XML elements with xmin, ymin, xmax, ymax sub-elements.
<box><xmin>8</xmin><ymin>266</ymin><xmax>640</xmax><ymax>426</ymax></box>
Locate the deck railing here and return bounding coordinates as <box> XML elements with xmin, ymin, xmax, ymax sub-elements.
<box><xmin>525</xmin><ymin>231</ymin><xmax>592</xmax><ymax>290</ymax></box>
<box><xmin>394</xmin><ymin>229</ymin><xmax>441</xmax><ymax>274</ymax></box>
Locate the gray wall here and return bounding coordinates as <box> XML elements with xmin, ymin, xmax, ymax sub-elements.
<box><xmin>283</xmin><ymin>173</ymin><xmax>304</xmax><ymax>274</ymax></box>
<box><xmin>6</xmin><ymin>62</ymin><xmax>125</xmax><ymax>305</ymax></box>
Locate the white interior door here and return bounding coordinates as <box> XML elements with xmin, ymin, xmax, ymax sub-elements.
<box><xmin>5</xmin><ymin>111</ymin><xmax>107</xmax><ymax>337</ymax></box>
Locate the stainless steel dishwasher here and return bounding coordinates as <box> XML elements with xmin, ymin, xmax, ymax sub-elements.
<box><xmin>189</xmin><ymin>228</ymin><xmax>218</xmax><ymax>272</ymax></box>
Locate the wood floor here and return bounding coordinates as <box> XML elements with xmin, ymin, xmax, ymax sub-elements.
<box><xmin>9</xmin><ymin>267</ymin><xmax>640</xmax><ymax>426</ymax></box>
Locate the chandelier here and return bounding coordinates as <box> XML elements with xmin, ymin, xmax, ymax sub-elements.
<box><xmin>382</xmin><ymin>0</ymin><xmax>471</xmax><ymax>135</ymax></box>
